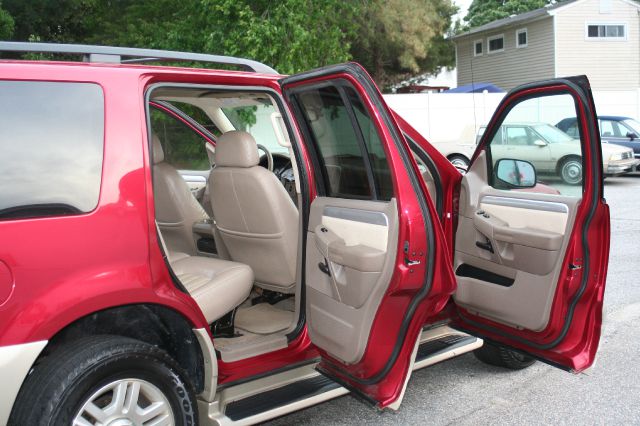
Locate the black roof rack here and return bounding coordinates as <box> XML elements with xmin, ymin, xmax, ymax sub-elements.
<box><xmin>0</xmin><ymin>41</ymin><xmax>278</xmax><ymax>74</ymax></box>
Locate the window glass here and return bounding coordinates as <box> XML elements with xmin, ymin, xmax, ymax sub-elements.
<box><xmin>0</xmin><ymin>81</ymin><xmax>104</xmax><ymax>219</ymax></box>
<box><xmin>167</xmin><ymin>101</ymin><xmax>222</xmax><ymax>137</ymax></box>
<box><xmin>600</xmin><ymin>120</ymin><xmax>624</xmax><ymax>137</ymax></box>
<box><xmin>222</xmin><ymin>102</ymin><xmax>288</xmax><ymax>156</ymax></box>
<box><xmin>488</xmin><ymin>93</ymin><xmax>582</xmax><ymax>197</ymax></box>
<box><xmin>294</xmin><ymin>83</ymin><xmax>394</xmax><ymax>200</ymax></box>
<box><xmin>474</xmin><ymin>41</ymin><xmax>483</xmax><ymax>55</ymax></box>
<box><xmin>344</xmin><ymin>86</ymin><xmax>394</xmax><ymax>200</ymax></box>
<box><xmin>622</xmin><ymin>118</ymin><xmax>640</xmax><ymax>135</ymax></box>
<box><xmin>150</xmin><ymin>107</ymin><xmax>210</xmax><ymax>170</ymax></box>
<box><xmin>517</xmin><ymin>30</ymin><xmax>527</xmax><ymax>47</ymax></box>
<box><xmin>587</xmin><ymin>24</ymin><xmax>625</xmax><ymax>38</ymax></box>
<box><xmin>488</xmin><ymin>36</ymin><xmax>504</xmax><ymax>52</ymax></box>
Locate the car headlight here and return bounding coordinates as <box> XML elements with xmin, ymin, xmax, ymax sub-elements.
<box><xmin>610</xmin><ymin>153</ymin><xmax>623</xmax><ymax>161</ymax></box>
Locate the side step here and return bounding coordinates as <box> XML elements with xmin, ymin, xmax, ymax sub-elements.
<box><xmin>225</xmin><ymin>375</ymin><xmax>340</xmax><ymax>421</ymax></box>
<box><xmin>201</xmin><ymin>326</ymin><xmax>482</xmax><ymax>425</ymax></box>
<box><xmin>413</xmin><ymin>326</ymin><xmax>483</xmax><ymax>371</ymax></box>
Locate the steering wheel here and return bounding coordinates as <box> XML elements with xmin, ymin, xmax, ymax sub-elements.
<box><xmin>257</xmin><ymin>144</ymin><xmax>273</xmax><ymax>172</ymax></box>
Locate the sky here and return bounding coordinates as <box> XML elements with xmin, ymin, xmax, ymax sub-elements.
<box><xmin>454</xmin><ymin>0</ymin><xmax>473</xmax><ymax>22</ymax></box>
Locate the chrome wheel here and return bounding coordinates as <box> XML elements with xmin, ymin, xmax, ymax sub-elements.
<box><xmin>560</xmin><ymin>158</ymin><xmax>582</xmax><ymax>185</ymax></box>
<box><xmin>449</xmin><ymin>155</ymin><xmax>470</xmax><ymax>173</ymax></box>
<box><xmin>73</xmin><ymin>379</ymin><xmax>174</xmax><ymax>426</ymax></box>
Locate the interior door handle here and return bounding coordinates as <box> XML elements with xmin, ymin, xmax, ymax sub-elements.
<box><xmin>475</xmin><ymin>238</ymin><xmax>494</xmax><ymax>253</ymax></box>
<box><xmin>318</xmin><ymin>259</ymin><xmax>331</xmax><ymax>276</ymax></box>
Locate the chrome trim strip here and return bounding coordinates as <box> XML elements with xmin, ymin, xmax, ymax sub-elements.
<box><xmin>323</xmin><ymin>206</ymin><xmax>388</xmax><ymax>226</ymax></box>
<box><xmin>481</xmin><ymin>196</ymin><xmax>569</xmax><ymax>213</ymax></box>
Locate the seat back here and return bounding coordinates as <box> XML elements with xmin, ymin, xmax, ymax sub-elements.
<box><xmin>209</xmin><ymin>131</ymin><xmax>298</xmax><ymax>293</ymax></box>
<box><xmin>152</xmin><ymin>135</ymin><xmax>209</xmax><ymax>255</ymax></box>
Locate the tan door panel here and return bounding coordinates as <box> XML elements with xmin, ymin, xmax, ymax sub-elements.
<box><xmin>306</xmin><ymin>197</ymin><xmax>398</xmax><ymax>364</ymax></box>
<box><xmin>454</xmin><ymin>152</ymin><xmax>579</xmax><ymax>332</ymax></box>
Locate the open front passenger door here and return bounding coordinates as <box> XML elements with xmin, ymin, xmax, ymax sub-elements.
<box><xmin>452</xmin><ymin>76</ymin><xmax>610</xmax><ymax>371</ymax></box>
<box><xmin>280</xmin><ymin>64</ymin><xmax>455</xmax><ymax>408</ymax></box>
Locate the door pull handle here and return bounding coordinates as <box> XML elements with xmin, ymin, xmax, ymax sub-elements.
<box><xmin>475</xmin><ymin>239</ymin><xmax>494</xmax><ymax>253</ymax></box>
<box><xmin>318</xmin><ymin>259</ymin><xmax>331</xmax><ymax>276</ymax></box>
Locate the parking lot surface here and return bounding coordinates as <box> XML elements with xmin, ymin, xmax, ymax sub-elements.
<box><xmin>267</xmin><ymin>174</ymin><xmax>640</xmax><ymax>426</ymax></box>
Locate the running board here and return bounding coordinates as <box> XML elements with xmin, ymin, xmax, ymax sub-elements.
<box><xmin>413</xmin><ymin>326</ymin><xmax>483</xmax><ymax>371</ymax></box>
<box><xmin>200</xmin><ymin>326</ymin><xmax>481</xmax><ymax>425</ymax></box>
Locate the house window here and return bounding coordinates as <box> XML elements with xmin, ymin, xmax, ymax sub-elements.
<box><xmin>516</xmin><ymin>28</ymin><xmax>528</xmax><ymax>48</ymax></box>
<box><xmin>474</xmin><ymin>39</ymin><xmax>483</xmax><ymax>56</ymax></box>
<box><xmin>586</xmin><ymin>23</ymin><xmax>626</xmax><ymax>39</ymax></box>
<box><xmin>487</xmin><ymin>34</ymin><xmax>504</xmax><ymax>53</ymax></box>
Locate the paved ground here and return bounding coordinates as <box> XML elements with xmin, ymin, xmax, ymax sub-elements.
<box><xmin>267</xmin><ymin>174</ymin><xmax>640</xmax><ymax>426</ymax></box>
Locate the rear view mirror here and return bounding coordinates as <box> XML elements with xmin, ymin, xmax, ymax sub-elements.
<box><xmin>495</xmin><ymin>159</ymin><xmax>537</xmax><ymax>188</ymax></box>
<box><xmin>533</xmin><ymin>139</ymin><xmax>548</xmax><ymax>147</ymax></box>
<box><xmin>627</xmin><ymin>131</ymin><xmax>637</xmax><ymax>140</ymax></box>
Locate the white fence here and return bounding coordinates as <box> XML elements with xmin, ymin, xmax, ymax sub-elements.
<box><xmin>384</xmin><ymin>89</ymin><xmax>640</xmax><ymax>145</ymax></box>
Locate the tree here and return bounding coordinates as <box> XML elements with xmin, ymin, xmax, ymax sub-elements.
<box><xmin>2</xmin><ymin>0</ymin><xmax>457</xmax><ymax>90</ymax></box>
<box><xmin>348</xmin><ymin>0</ymin><xmax>458</xmax><ymax>89</ymax></box>
<box><xmin>0</xmin><ymin>1</ymin><xmax>14</xmax><ymax>39</ymax></box>
<box><xmin>464</xmin><ymin>0</ymin><xmax>551</xmax><ymax>29</ymax></box>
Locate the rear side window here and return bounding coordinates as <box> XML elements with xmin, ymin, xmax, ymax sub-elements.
<box><xmin>292</xmin><ymin>82</ymin><xmax>394</xmax><ymax>200</ymax></box>
<box><xmin>0</xmin><ymin>81</ymin><xmax>104</xmax><ymax>220</ymax></box>
<box><xmin>150</xmin><ymin>106</ymin><xmax>210</xmax><ymax>171</ymax></box>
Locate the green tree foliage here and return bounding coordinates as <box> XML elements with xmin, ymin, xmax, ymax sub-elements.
<box><xmin>351</xmin><ymin>0</ymin><xmax>458</xmax><ymax>88</ymax></box>
<box><xmin>0</xmin><ymin>1</ymin><xmax>15</xmax><ymax>39</ymax></box>
<box><xmin>2</xmin><ymin>0</ymin><xmax>458</xmax><ymax>89</ymax></box>
<box><xmin>464</xmin><ymin>0</ymin><xmax>551</xmax><ymax>29</ymax></box>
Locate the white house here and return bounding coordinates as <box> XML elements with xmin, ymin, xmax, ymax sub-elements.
<box><xmin>452</xmin><ymin>0</ymin><xmax>640</xmax><ymax>91</ymax></box>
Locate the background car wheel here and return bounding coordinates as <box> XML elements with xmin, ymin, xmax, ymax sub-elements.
<box><xmin>9</xmin><ymin>335</ymin><xmax>197</xmax><ymax>426</ymax></box>
<box><xmin>473</xmin><ymin>342</ymin><xmax>536</xmax><ymax>370</ymax></box>
<box><xmin>559</xmin><ymin>156</ymin><xmax>582</xmax><ymax>185</ymax></box>
<box><xmin>448</xmin><ymin>155</ymin><xmax>470</xmax><ymax>173</ymax></box>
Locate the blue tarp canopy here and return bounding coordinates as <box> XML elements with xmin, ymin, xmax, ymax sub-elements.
<box><xmin>445</xmin><ymin>82</ymin><xmax>504</xmax><ymax>93</ymax></box>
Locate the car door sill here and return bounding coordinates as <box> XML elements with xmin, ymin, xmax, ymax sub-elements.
<box><xmin>199</xmin><ymin>326</ymin><xmax>481</xmax><ymax>424</ymax></box>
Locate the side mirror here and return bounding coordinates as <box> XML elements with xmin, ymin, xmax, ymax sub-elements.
<box><xmin>495</xmin><ymin>159</ymin><xmax>537</xmax><ymax>188</ymax></box>
<box><xmin>533</xmin><ymin>139</ymin><xmax>548</xmax><ymax>147</ymax></box>
<box><xmin>627</xmin><ymin>131</ymin><xmax>637</xmax><ymax>141</ymax></box>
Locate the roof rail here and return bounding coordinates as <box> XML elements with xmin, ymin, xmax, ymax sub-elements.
<box><xmin>0</xmin><ymin>41</ymin><xmax>278</xmax><ymax>74</ymax></box>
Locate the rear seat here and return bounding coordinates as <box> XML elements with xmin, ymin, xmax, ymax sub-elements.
<box><xmin>169</xmin><ymin>252</ymin><xmax>253</xmax><ymax>323</ymax></box>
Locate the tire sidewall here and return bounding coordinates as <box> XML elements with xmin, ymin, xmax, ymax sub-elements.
<box><xmin>560</xmin><ymin>157</ymin><xmax>582</xmax><ymax>185</ymax></box>
<box><xmin>54</xmin><ymin>353</ymin><xmax>196</xmax><ymax>426</ymax></box>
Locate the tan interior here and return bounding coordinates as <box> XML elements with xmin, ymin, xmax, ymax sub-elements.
<box><xmin>153</xmin><ymin>135</ymin><xmax>209</xmax><ymax>255</ymax></box>
<box><xmin>209</xmin><ymin>131</ymin><xmax>299</xmax><ymax>294</ymax></box>
<box><xmin>305</xmin><ymin>197</ymin><xmax>398</xmax><ymax>365</ymax></box>
<box><xmin>454</xmin><ymin>151</ymin><xmax>579</xmax><ymax>331</ymax></box>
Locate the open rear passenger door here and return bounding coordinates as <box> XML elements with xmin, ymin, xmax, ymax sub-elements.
<box><xmin>280</xmin><ymin>64</ymin><xmax>455</xmax><ymax>408</ymax></box>
<box><xmin>452</xmin><ymin>76</ymin><xmax>610</xmax><ymax>371</ymax></box>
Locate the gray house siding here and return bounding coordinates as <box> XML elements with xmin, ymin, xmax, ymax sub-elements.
<box><xmin>456</xmin><ymin>17</ymin><xmax>556</xmax><ymax>91</ymax></box>
<box><xmin>555</xmin><ymin>0</ymin><xmax>640</xmax><ymax>89</ymax></box>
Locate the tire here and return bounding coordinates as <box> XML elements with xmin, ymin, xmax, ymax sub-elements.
<box><xmin>559</xmin><ymin>156</ymin><xmax>582</xmax><ymax>185</ymax></box>
<box><xmin>448</xmin><ymin>155</ymin><xmax>470</xmax><ymax>173</ymax></box>
<box><xmin>9</xmin><ymin>335</ymin><xmax>197</xmax><ymax>426</ymax></box>
<box><xmin>473</xmin><ymin>342</ymin><xmax>536</xmax><ymax>370</ymax></box>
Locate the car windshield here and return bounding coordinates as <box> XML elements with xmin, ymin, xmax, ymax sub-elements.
<box><xmin>622</xmin><ymin>118</ymin><xmax>640</xmax><ymax>135</ymax></box>
<box><xmin>222</xmin><ymin>103</ymin><xmax>288</xmax><ymax>155</ymax></box>
<box><xmin>533</xmin><ymin>124</ymin><xmax>574</xmax><ymax>143</ymax></box>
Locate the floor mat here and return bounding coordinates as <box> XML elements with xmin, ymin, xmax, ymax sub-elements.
<box><xmin>235</xmin><ymin>303</ymin><xmax>295</xmax><ymax>335</ymax></box>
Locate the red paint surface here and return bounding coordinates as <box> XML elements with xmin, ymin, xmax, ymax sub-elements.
<box><xmin>0</xmin><ymin>60</ymin><xmax>608</xmax><ymax>407</ymax></box>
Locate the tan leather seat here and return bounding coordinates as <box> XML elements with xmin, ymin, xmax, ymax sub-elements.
<box><xmin>209</xmin><ymin>131</ymin><xmax>298</xmax><ymax>294</ymax></box>
<box><xmin>169</xmin><ymin>252</ymin><xmax>253</xmax><ymax>323</ymax></box>
<box><xmin>153</xmin><ymin>135</ymin><xmax>209</xmax><ymax>255</ymax></box>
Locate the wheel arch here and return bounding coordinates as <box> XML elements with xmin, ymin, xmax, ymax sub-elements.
<box><xmin>34</xmin><ymin>304</ymin><xmax>206</xmax><ymax>394</ymax></box>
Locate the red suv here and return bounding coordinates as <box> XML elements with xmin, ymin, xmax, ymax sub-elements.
<box><xmin>0</xmin><ymin>42</ymin><xmax>610</xmax><ymax>426</ymax></box>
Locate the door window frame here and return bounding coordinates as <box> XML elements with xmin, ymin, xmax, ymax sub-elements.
<box><xmin>285</xmin><ymin>79</ymin><xmax>394</xmax><ymax>201</ymax></box>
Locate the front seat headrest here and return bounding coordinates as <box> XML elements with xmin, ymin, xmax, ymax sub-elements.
<box><xmin>215</xmin><ymin>131</ymin><xmax>260</xmax><ymax>168</ymax></box>
<box><xmin>152</xmin><ymin>134</ymin><xmax>165</xmax><ymax>164</ymax></box>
